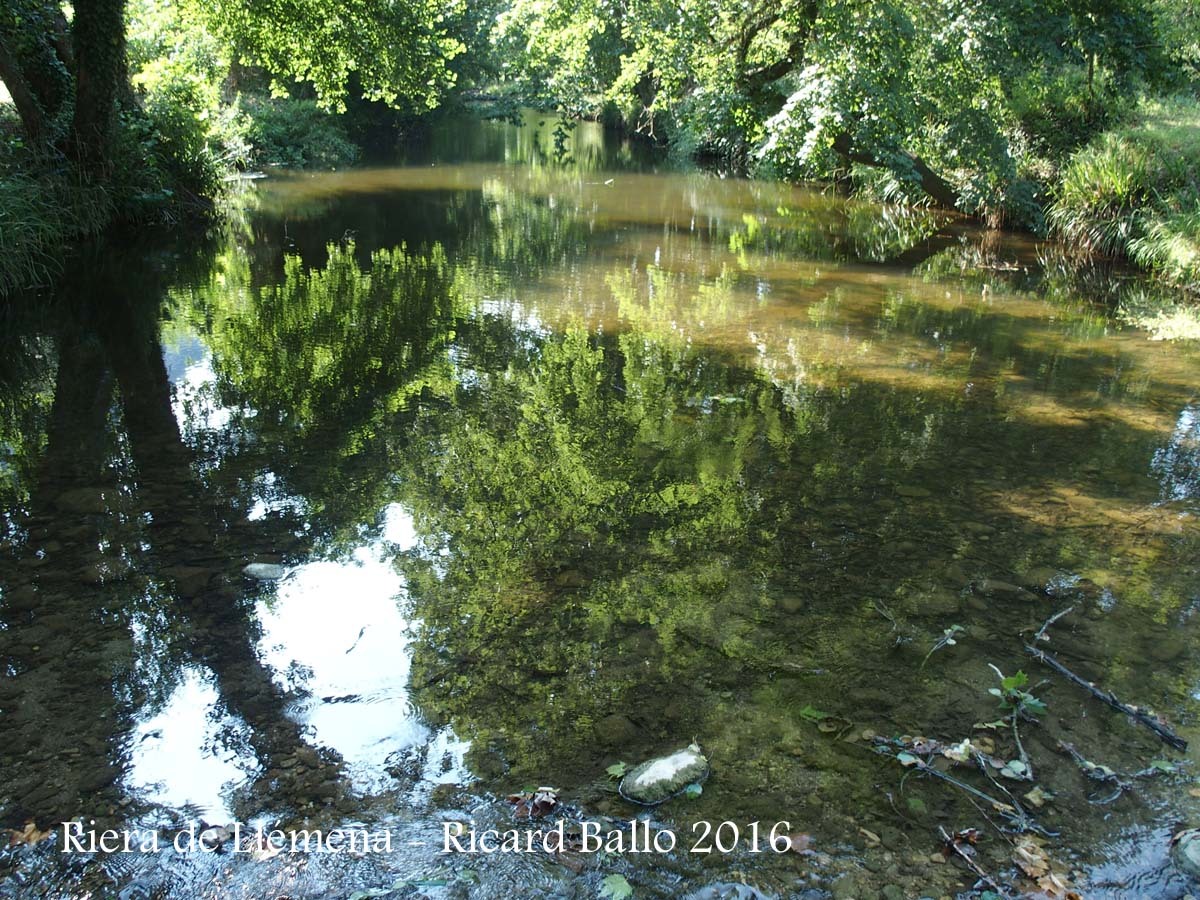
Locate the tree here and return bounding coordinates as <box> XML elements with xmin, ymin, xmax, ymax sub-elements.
<box><xmin>0</xmin><ymin>0</ymin><xmax>463</xmax><ymax>177</ymax></box>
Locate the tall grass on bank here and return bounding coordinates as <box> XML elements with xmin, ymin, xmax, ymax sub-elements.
<box><xmin>1048</xmin><ymin>97</ymin><xmax>1200</xmax><ymax>292</ymax></box>
<box><xmin>0</xmin><ymin>168</ymin><xmax>114</xmax><ymax>297</ymax></box>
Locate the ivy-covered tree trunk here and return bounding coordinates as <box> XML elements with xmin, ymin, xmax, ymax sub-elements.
<box><xmin>0</xmin><ymin>1</ymin><xmax>81</xmax><ymax>151</ymax></box>
<box><xmin>70</xmin><ymin>0</ymin><xmax>128</xmax><ymax>174</ymax></box>
<box><xmin>0</xmin><ymin>35</ymin><xmax>48</xmax><ymax>145</ymax></box>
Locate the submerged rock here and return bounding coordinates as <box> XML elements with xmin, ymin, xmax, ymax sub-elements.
<box><xmin>973</xmin><ymin>578</ymin><xmax>1036</xmax><ymax>602</ymax></box>
<box><xmin>1172</xmin><ymin>828</ymin><xmax>1200</xmax><ymax>880</ymax></box>
<box><xmin>619</xmin><ymin>743</ymin><xmax>709</xmax><ymax>804</ymax></box>
<box><xmin>594</xmin><ymin>714</ymin><xmax>638</xmax><ymax>747</ymax></box>
<box><xmin>685</xmin><ymin>884</ymin><xmax>775</xmax><ymax>900</ymax></box>
<box><xmin>243</xmin><ymin>563</ymin><xmax>288</xmax><ymax>581</ymax></box>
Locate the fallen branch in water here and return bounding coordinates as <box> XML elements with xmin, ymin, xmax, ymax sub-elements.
<box><xmin>1030</xmin><ymin>605</ymin><xmax>1075</xmax><ymax>644</ymax></box>
<box><xmin>1024</xmin><ymin>644</ymin><xmax>1187</xmax><ymax>751</ymax></box>
<box><xmin>938</xmin><ymin>826</ymin><xmax>1014</xmax><ymax>898</ymax></box>
<box><xmin>1056</xmin><ymin>741</ymin><xmax>1131</xmax><ymax>804</ymax></box>
<box><xmin>873</xmin><ymin>739</ymin><xmax>1051</xmax><ymax>835</ymax></box>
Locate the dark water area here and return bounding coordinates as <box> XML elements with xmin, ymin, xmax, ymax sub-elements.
<box><xmin>3</xmin><ymin>111</ymin><xmax>1200</xmax><ymax>899</ymax></box>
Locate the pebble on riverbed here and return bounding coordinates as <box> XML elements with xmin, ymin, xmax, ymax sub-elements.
<box><xmin>619</xmin><ymin>744</ymin><xmax>709</xmax><ymax>804</ymax></box>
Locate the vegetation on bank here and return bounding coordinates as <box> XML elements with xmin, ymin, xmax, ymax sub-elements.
<box><xmin>1050</xmin><ymin>96</ymin><xmax>1200</xmax><ymax>292</ymax></box>
<box><xmin>1</xmin><ymin>0</ymin><xmax>1199</xmax><ymax>298</ymax></box>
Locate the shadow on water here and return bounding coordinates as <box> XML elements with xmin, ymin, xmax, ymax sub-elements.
<box><xmin>2</xmin><ymin>111</ymin><xmax>1200</xmax><ymax>898</ymax></box>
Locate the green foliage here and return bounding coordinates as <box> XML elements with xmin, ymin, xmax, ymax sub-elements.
<box><xmin>988</xmin><ymin>669</ymin><xmax>1048</xmax><ymax>718</ymax></box>
<box><xmin>126</xmin><ymin>0</ymin><xmax>250</xmax><ymax>193</ymax></box>
<box><xmin>1049</xmin><ymin>96</ymin><xmax>1200</xmax><ymax>289</ymax></box>
<box><xmin>490</xmin><ymin>0</ymin><xmax>1184</xmax><ymax>229</ymax></box>
<box><xmin>243</xmin><ymin>96</ymin><xmax>359</xmax><ymax>169</ymax></box>
<box><xmin>798</xmin><ymin>704</ymin><xmax>830</xmax><ymax>723</ymax></box>
<box><xmin>599</xmin><ymin>874</ymin><xmax>633</xmax><ymax>900</ymax></box>
<box><xmin>186</xmin><ymin>0</ymin><xmax>465</xmax><ymax>112</ymax></box>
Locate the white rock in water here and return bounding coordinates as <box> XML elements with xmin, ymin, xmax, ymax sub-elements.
<box><xmin>1172</xmin><ymin>828</ymin><xmax>1200</xmax><ymax>880</ymax></box>
<box><xmin>619</xmin><ymin>744</ymin><xmax>709</xmax><ymax>804</ymax></box>
<box><xmin>243</xmin><ymin>563</ymin><xmax>287</xmax><ymax>581</ymax></box>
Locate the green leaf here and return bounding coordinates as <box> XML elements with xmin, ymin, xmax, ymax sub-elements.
<box><xmin>1001</xmin><ymin>671</ymin><xmax>1029</xmax><ymax>692</ymax></box>
<box><xmin>798</xmin><ymin>704</ymin><xmax>830</xmax><ymax>722</ymax></box>
<box><xmin>606</xmin><ymin>762</ymin><xmax>628</xmax><ymax>779</ymax></box>
<box><xmin>683</xmin><ymin>782</ymin><xmax>703</xmax><ymax>798</ymax></box>
<box><xmin>600</xmin><ymin>873</ymin><xmax>634</xmax><ymax>900</ymax></box>
<box><xmin>1022</xmin><ymin>696</ymin><xmax>1048</xmax><ymax>717</ymax></box>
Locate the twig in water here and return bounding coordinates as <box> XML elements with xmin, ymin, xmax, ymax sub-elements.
<box><xmin>1030</xmin><ymin>605</ymin><xmax>1075</xmax><ymax>644</ymax></box>
<box><xmin>1024</xmin><ymin>644</ymin><xmax>1188</xmax><ymax>751</ymax></box>
<box><xmin>1056</xmin><ymin>741</ymin><xmax>1131</xmax><ymax>805</ymax></box>
<box><xmin>878</xmin><ymin>743</ymin><xmax>1049</xmax><ymax>835</ymax></box>
<box><xmin>938</xmin><ymin>826</ymin><xmax>1014</xmax><ymax>898</ymax></box>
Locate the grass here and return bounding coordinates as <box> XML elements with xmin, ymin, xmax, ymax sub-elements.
<box><xmin>0</xmin><ymin>163</ymin><xmax>115</xmax><ymax>297</ymax></box>
<box><xmin>1048</xmin><ymin>96</ymin><xmax>1200</xmax><ymax>292</ymax></box>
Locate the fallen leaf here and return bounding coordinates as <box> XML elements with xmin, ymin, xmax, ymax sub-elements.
<box><xmin>859</xmin><ymin>828</ymin><xmax>881</xmax><ymax>848</ymax></box>
<box><xmin>942</xmin><ymin>739</ymin><xmax>974</xmax><ymax>763</ymax></box>
<box><xmin>507</xmin><ymin>786</ymin><xmax>559</xmax><ymax>819</ymax></box>
<box><xmin>1023</xmin><ymin>785</ymin><xmax>1053</xmax><ymax>809</ymax></box>
<box><xmin>798</xmin><ymin>704</ymin><xmax>830</xmax><ymax>722</ymax></box>
<box><xmin>972</xmin><ymin>736</ymin><xmax>996</xmax><ymax>755</ymax></box>
<box><xmin>6</xmin><ymin>822</ymin><xmax>53</xmax><ymax>847</ymax></box>
<box><xmin>774</xmin><ymin>832</ymin><xmax>812</xmax><ymax>853</ymax></box>
<box><xmin>599</xmin><ymin>873</ymin><xmax>634</xmax><ymax>900</ymax></box>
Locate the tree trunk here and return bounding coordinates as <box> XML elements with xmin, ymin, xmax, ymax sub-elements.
<box><xmin>70</xmin><ymin>0</ymin><xmax>127</xmax><ymax>174</ymax></box>
<box><xmin>831</xmin><ymin>132</ymin><xmax>961</xmax><ymax>210</ymax></box>
<box><xmin>0</xmin><ymin>33</ymin><xmax>48</xmax><ymax>145</ymax></box>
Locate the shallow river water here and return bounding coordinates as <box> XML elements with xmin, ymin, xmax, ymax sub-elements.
<box><xmin>3</xmin><ymin>112</ymin><xmax>1200</xmax><ymax>899</ymax></box>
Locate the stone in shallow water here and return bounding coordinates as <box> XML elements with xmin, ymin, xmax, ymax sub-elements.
<box><xmin>974</xmin><ymin>578</ymin><xmax>1036</xmax><ymax>601</ymax></box>
<box><xmin>1172</xmin><ymin>828</ymin><xmax>1200</xmax><ymax>880</ymax></box>
<box><xmin>685</xmin><ymin>884</ymin><xmax>775</xmax><ymax>900</ymax></box>
<box><xmin>619</xmin><ymin>744</ymin><xmax>709</xmax><ymax>804</ymax></box>
<box><xmin>243</xmin><ymin>563</ymin><xmax>288</xmax><ymax>581</ymax></box>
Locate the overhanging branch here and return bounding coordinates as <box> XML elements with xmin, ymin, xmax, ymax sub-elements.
<box><xmin>831</xmin><ymin>131</ymin><xmax>960</xmax><ymax>210</ymax></box>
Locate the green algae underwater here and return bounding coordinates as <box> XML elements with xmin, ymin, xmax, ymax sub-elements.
<box><xmin>2</xmin><ymin>112</ymin><xmax>1200</xmax><ymax>899</ymax></box>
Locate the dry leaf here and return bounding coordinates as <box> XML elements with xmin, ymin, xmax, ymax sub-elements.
<box><xmin>6</xmin><ymin>822</ymin><xmax>52</xmax><ymax>847</ymax></box>
<box><xmin>1014</xmin><ymin>835</ymin><xmax>1080</xmax><ymax>898</ymax></box>
<box><xmin>1024</xmin><ymin>785</ymin><xmax>1053</xmax><ymax>808</ymax></box>
<box><xmin>507</xmin><ymin>787</ymin><xmax>559</xmax><ymax>819</ymax></box>
<box><xmin>774</xmin><ymin>832</ymin><xmax>812</xmax><ymax>854</ymax></box>
<box><xmin>973</xmin><ymin>736</ymin><xmax>996</xmax><ymax>755</ymax></box>
<box><xmin>859</xmin><ymin>828</ymin><xmax>881</xmax><ymax>848</ymax></box>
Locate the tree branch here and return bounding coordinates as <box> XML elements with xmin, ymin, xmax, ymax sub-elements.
<box><xmin>0</xmin><ymin>31</ymin><xmax>48</xmax><ymax>145</ymax></box>
<box><xmin>831</xmin><ymin>131</ymin><xmax>961</xmax><ymax>210</ymax></box>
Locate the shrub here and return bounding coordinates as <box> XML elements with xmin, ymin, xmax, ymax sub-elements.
<box><xmin>243</xmin><ymin>96</ymin><xmax>360</xmax><ymax>169</ymax></box>
<box><xmin>1047</xmin><ymin>95</ymin><xmax>1200</xmax><ymax>291</ymax></box>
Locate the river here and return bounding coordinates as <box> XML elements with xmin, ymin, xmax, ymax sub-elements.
<box><xmin>2</xmin><ymin>111</ymin><xmax>1200</xmax><ymax>899</ymax></box>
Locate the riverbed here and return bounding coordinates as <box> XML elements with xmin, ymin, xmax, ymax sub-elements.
<box><xmin>2</xmin><ymin>111</ymin><xmax>1200</xmax><ymax>899</ymax></box>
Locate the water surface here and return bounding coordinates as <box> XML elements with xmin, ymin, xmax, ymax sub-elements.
<box><xmin>3</xmin><ymin>112</ymin><xmax>1200</xmax><ymax>899</ymax></box>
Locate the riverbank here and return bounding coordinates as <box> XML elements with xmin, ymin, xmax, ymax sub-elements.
<box><xmin>1049</xmin><ymin>96</ymin><xmax>1200</xmax><ymax>294</ymax></box>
